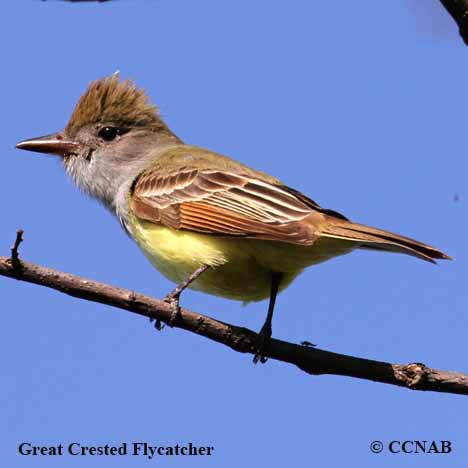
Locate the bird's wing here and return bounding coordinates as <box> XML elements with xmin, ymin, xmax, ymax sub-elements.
<box><xmin>130</xmin><ymin>167</ymin><xmax>333</xmax><ymax>245</ymax></box>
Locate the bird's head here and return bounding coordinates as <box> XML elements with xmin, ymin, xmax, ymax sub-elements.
<box><xmin>16</xmin><ymin>74</ymin><xmax>180</xmax><ymax>207</ymax></box>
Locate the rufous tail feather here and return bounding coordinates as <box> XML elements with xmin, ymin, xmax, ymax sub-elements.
<box><xmin>320</xmin><ymin>220</ymin><xmax>451</xmax><ymax>264</ymax></box>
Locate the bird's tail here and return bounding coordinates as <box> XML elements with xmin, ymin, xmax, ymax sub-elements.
<box><xmin>319</xmin><ymin>219</ymin><xmax>451</xmax><ymax>263</ymax></box>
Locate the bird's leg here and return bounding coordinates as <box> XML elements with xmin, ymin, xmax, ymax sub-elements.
<box><xmin>253</xmin><ymin>272</ymin><xmax>282</xmax><ymax>364</ymax></box>
<box><xmin>161</xmin><ymin>264</ymin><xmax>209</xmax><ymax>328</ymax></box>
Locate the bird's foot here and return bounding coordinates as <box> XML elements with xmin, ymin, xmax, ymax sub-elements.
<box><xmin>163</xmin><ymin>292</ymin><xmax>182</xmax><ymax>327</ymax></box>
<box><xmin>149</xmin><ymin>317</ymin><xmax>166</xmax><ymax>331</ymax></box>
<box><xmin>148</xmin><ymin>291</ymin><xmax>181</xmax><ymax>331</ymax></box>
<box><xmin>157</xmin><ymin>265</ymin><xmax>209</xmax><ymax>329</ymax></box>
<box><xmin>253</xmin><ymin>323</ymin><xmax>272</xmax><ymax>364</ymax></box>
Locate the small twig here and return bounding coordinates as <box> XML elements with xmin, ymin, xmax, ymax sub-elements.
<box><xmin>10</xmin><ymin>229</ymin><xmax>24</xmax><ymax>270</ymax></box>
<box><xmin>300</xmin><ymin>340</ymin><xmax>316</xmax><ymax>348</ymax></box>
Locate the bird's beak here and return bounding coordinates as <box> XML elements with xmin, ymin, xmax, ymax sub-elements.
<box><xmin>16</xmin><ymin>133</ymin><xmax>79</xmax><ymax>157</ymax></box>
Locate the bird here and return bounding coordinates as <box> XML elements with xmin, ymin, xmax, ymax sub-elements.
<box><xmin>16</xmin><ymin>75</ymin><xmax>451</xmax><ymax>362</ymax></box>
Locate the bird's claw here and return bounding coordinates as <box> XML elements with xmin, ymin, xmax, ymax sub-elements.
<box><xmin>149</xmin><ymin>317</ymin><xmax>166</xmax><ymax>331</ymax></box>
<box><xmin>163</xmin><ymin>293</ymin><xmax>181</xmax><ymax>327</ymax></box>
<box><xmin>253</xmin><ymin>352</ymin><xmax>268</xmax><ymax>364</ymax></box>
<box><xmin>149</xmin><ymin>293</ymin><xmax>180</xmax><ymax>330</ymax></box>
<box><xmin>253</xmin><ymin>326</ymin><xmax>272</xmax><ymax>364</ymax></box>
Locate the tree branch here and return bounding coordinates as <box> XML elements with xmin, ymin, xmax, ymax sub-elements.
<box><xmin>439</xmin><ymin>0</ymin><xmax>468</xmax><ymax>44</ymax></box>
<box><xmin>1</xmin><ymin>232</ymin><xmax>467</xmax><ymax>396</ymax></box>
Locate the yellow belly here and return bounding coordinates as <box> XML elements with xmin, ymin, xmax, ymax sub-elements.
<box><xmin>129</xmin><ymin>217</ymin><xmax>354</xmax><ymax>302</ymax></box>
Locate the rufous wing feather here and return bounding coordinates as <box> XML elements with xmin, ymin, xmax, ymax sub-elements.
<box><xmin>130</xmin><ymin>169</ymin><xmax>327</xmax><ymax>245</ymax></box>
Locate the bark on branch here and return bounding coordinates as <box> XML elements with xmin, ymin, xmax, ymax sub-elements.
<box><xmin>1</xmin><ymin>230</ymin><xmax>467</xmax><ymax>396</ymax></box>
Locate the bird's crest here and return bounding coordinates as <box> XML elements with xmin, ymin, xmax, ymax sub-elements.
<box><xmin>65</xmin><ymin>74</ymin><xmax>161</xmax><ymax>134</ymax></box>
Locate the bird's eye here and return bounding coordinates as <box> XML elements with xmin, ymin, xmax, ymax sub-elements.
<box><xmin>98</xmin><ymin>126</ymin><xmax>121</xmax><ymax>141</ymax></box>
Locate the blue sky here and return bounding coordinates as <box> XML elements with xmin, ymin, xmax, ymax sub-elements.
<box><xmin>1</xmin><ymin>1</ymin><xmax>467</xmax><ymax>466</ymax></box>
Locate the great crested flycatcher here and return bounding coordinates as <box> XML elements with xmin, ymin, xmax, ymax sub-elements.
<box><xmin>16</xmin><ymin>75</ymin><xmax>450</xmax><ymax>361</ymax></box>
